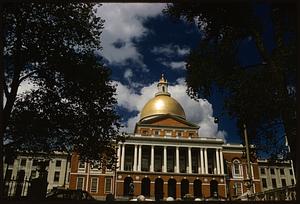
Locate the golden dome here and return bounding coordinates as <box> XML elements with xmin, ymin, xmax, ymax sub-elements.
<box><xmin>140</xmin><ymin>75</ymin><xmax>186</xmax><ymax>121</ymax></box>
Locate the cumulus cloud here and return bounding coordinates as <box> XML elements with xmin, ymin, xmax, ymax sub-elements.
<box><xmin>96</xmin><ymin>3</ymin><xmax>166</xmax><ymax>69</ymax></box>
<box><xmin>162</xmin><ymin>61</ymin><xmax>186</xmax><ymax>70</ymax></box>
<box><xmin>114</xmin><ymin>78</ymin><xmax>226</xmax><ymax>139</ymax></box>
<box><xmin>151</xmin><ymin>44</ymin><xmax>190</xmax><ymax>57</ymax></box>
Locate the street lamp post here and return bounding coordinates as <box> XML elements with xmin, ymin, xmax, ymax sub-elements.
<box><xmin>113</xmin><ymin>144</ymin><xmax>119</xmax><ymax>200</ymax></box>
<box><xmin>243</xmin><ymin>124</ymin><xmax>253</xmax><ymax>198</ymax></box>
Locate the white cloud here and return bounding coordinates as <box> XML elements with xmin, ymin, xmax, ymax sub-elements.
<box><xmin>162</xmin><ymin>61</ymin><xmax>186</xmax><ymax>70</ymax></box>
<box><xmin>96</xmin><ymin>3</ymin><xmax>166</xmax><ymax>69</ymax></box>
<box><xmin>124</xmin><ymin>69</ymin><xmax>133</xmax><ymax>81</ymax></box>
<box><xmin>114</xmin><ymin>78</ymin><xmax>226</xmax><ymax>139</ymax></box>
<box><xmin>151</xmin><ymin>44</ymin><xmax>190</xmax><ymax>57</ymax></box>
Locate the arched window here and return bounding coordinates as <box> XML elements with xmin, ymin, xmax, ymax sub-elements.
<box><xmin>124</xmin><ymin>177</ymin><xmax>133</xmax><ymax>196</ymax></box>
<box><xmin>210</xmin><ymin>180</ymin><xmax>218</xmax><ymax>198</ymax></box>
<box><xmin>168</xmin><ymin>178</ymin><xmax>176</xmax><ymax>198</ymax></box>
<box><xmin>193</xmin><ymin>179</ymin><xmax>202</xmax><ymax>198</ymax></box>
<box><xmin>155</xmin><ymin>178</ymin><xmax>164</xmax><ymax>201</ymax></box>
<box><xmin>181</xmin><ymin>179</ymin><xmax>189</xmax><ymax>198</ymax></box>
<box><xmin>141</xmin><ymin>177</ymin><xmax>150</xmax><ymax>197</ymax></box>
<box><xmin>232</xmin><ymin>159</ymin><xmax>241</xmax><ymax>177</ymax></box>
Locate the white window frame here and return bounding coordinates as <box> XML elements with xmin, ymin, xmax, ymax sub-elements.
<box><xmin>78</xmin><ymin>161</ymin><xmax>86</xmax><ymax>172</ymax></box>
<box><xmin>76</xmin><ymin>177</ymin><xmax>85</xmax><ymax>190</ymax></box>
<box><xmin>232</xmin><ymin>160</ymin><xmax>242</xmax><ymax>178</ymax></box>
<box><xmin>90</xmin><ymin>177</ymin><xmax>98</xmax><ymax>193</ymax></box>
<box><xmin>104</xmin><ymin>177</ymin><xmax>112</xmax><ymax>194</ymax></box>
<box><xmin>54</xmin><ymin>171</ymin><xmax>60</xmax><ymax>182</ymax></box>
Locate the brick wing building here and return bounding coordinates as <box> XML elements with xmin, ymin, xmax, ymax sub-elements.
<box><xmin>69</xmin><ymin>75</ymin><xmax>261</xmax><ymax>200</ymax></box>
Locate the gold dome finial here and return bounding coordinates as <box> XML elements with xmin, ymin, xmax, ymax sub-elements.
<box><xmin>159</xmin><ymin>74</ymin><xmax>166</xmax><ymax>83</ymax></box>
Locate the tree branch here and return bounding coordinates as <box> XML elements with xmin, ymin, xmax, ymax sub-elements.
<box><xmin>3</xmin><ymin>77</ymin><xmax>9</xmax><ymax>98</ymax></box>
<box><xmin>18</xmin><ymin>70</ymin><xmax>38</xmax><ymax>84</ymax></box>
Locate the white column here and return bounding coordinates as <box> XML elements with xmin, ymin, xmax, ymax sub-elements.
<box><xmin>138</xmin><ymin>145</ymin><xmax>142</xmax><ymax>171</ymax></box>
<box><xmin>117</xmin><ymin>145</ymin><xmax>121</xmax><ymax>168</ymax></box>
<box><xmin>133</xmin><ymin>145</ymin><xmax>138</xmax><ymax>171</ymax></box>
<box><xmin>204</xmin><ymin>148</ymin><xmax>208</xmax><ymax>174</ymax></box>
<box><xmin>220</xmin><ymin>149</ymin><xmax>224</xmax><ymax>174</ymax></box>
<box><xmin>216</xmin><ymin>149</ymin><xmax>220</xmax><ymax>174</ymax></box>
<box><xmin>150</xmin><ymin>145</ymin><xmax>154</xmax><ymax>172</ymax></box>
<box><xmin>163</xmin><ymin>146</ymin><xmax>167</xmax><ymax>172</ymax></box>
<box><xmin>121</xmin><ymin>144</ymin><xmax>125</xmax><ymax>171</ymax></box>
<box><xmin>198</xmin><ymin>150</ymin><xmax>201</xmax><ymax>174</ymax></box>
<box><xmin>188</xmin><ymin>147</ymin><xmax>192</xmax><ymax>173</ymax></box>
<box><xmin>200</xmin><ymin>148</ymin><xmax>204</xmax><ymax>174</ymax></box>
<box><xmin>176</xmin><ymin>147</ymin><xmax>179</xmax><ymax>173</ymax></box>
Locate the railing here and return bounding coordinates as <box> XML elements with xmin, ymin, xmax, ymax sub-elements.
<box><xmin>248</xmin><ymin>185</ymin><xmax>296</xmax><ymax>201</ymax></box>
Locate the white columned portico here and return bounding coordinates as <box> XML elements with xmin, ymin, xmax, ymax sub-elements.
<box><xmin>133</xmin><ymin>145</ymin><xmax>138</xmax><ymax>171</ymax></box>
<box><xmin>204</xmin><ymin>148</ymin><xmax>208</xmax><ymax>174</ymax></box>
<box><xmin>176</xmin><ymin>147</ymin><xmax>179</xmax><ymax>173</ymax></box>
<box><xmin>216</xmin><ymin>148</ymin><xmax>220</xmax><ymax>174</ymax></box>
<box><xmin>220</xmin><ymin>149</ymin><xmax>224</xmax><ymax>174</ymax></box>
<box><xmin>163</xmin><ymin>146</ymin><xmax>167</xmax><ymax>172</ymax></box>
<box><xmin>150</xmin><ymin>145</ymin><xmax>154</xmax><ymax>172</ymax></box>
<box><xmin>138</xmin><ymin>145</ymin><xmax>142</xmax><ymax>171</ymax></box>
<box><xmin>200</xmin><ymin>148</ymin><xmax>204</xmax><ymax>174</ymax></box>
<box><xmin>121</xmin><ymin>144</ymin><xmax>125</xmax><ymax>171</ymax></box>
<box><xmin>117</xmin><ymin>144</ymin><xmax>121</xmax><ymax>168</ymax></box>
<box><xmin>188</xmin><ymin>147</ymin><xmax>192</xmax><ymax>173</ymax></box>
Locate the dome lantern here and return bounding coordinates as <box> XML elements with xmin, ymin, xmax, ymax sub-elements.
<box><xmin>155</xmin><ymin>74</ymin><xmax>170</xmax><ymax>97</ymax></box>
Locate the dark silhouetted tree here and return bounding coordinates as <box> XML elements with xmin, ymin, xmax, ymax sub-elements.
<box><xmin>1</xmin><ymin>3</ymin><xmax>121</xmax><ymax>196</ymax></box>
<box><xmin>164</xmin><ymin>1</ymin><xmax>296</xmax><ymax>166</ymax></box>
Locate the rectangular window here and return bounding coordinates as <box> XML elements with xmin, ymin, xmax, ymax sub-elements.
<box><xmin>20</xmin><ymin>159</ymin><xmax>27</xmax><ymax>166</ymax></box>
<box><xmin>234</xmin><ymin>182</ymin><xmax>242</xmax><ymax>196</ymax></box>
<box><xmin>76</xmin><ymin>177</ymin><xmax>84</xmax><ymax>190</ymax></box>
<box><xmin>289</xmin><ymin>169</ymin><xmax>293</xmax><ymax>175</ymax></box>
<box><xmin>260</xmin><ymin>168</ymin><xmax>265</xmax><ymax>174</ymax></box>
<box><xmin>280</xmin><ymin>169</ymin><xmax>284</xmax><ymax>175</ymax></box>
<box><xmin>5</xmin><ymin>169</ymin><xmax>12</xmax><ymax>181</ymax></box>
<box><xmin>177</xmin><ymin>131</ymin><xmax>182</xmax><ymax>137</ymax></box>
<box><xmin>281</xmin><ymin>179</ymin><xmax>286</xmax><ymax>187</ymax></box>
<box><xmin>79</xmin><ymin>161</ymin><xmax>85</xmax><ymax>169</ymax></box>
<box><xmin>56</xmin><ymin>160</ymin><xmax>62</xmax><ymax>167</ymax></box>
<box><xmin>154</xmin><ymin>130</ymin><xmax>159</xmax><ymax>136</ymax></box>
<box><xmin>262</xmin><ymin>178</ymin><xmax>267</xmax><ymax>188</ymax></box>
<box><xmin>104</xmin><ymin>177</ymin><xmax>112</xmax><ymax>193</ymax></box>
<box><xmin>32</xmin><ymin>159</ymin><xmax>38</xmax><ymax>166</ymax></box>
<box><xmin>54</xmin><ymin>171</ymin><xmax>60</xmax><ymax>182</ymax></box>
<box><xmin>272</xmin><ymin>178</ymin><xmax>277</xmax><ymax>188</ymax></box>
<box><xmin>31</xmin><ymin>170</ymin><xmax>37</xmax><ymax>179</ymax></box>
<box><xmin>188</xmin><ymin>132</ymin><xmax>194</xmax><ymax>137</ymax></box>
<box><xmin>291</xmin><ymin>179</ymin><xmax>295</xmax><ymax>185</ymax></box>
<box><xmin>165</xmin><ymin>130</ymin><xmax>172</xmax><ymax>137</ymax></box>
<box><xmin>90</xmin><ymin>177</ymin><xmax>98</xmax><ymax>193</ymax></box>
<box><xmin>270</xmin><ymin>168</ymin><xmax>275</xmax><ymax>175</ymax></box>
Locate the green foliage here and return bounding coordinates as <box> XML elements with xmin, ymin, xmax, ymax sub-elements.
<box><xmin>164</xmin><ymin>1</ymin><xmax>296</xmax><ymax>161</ymax></box>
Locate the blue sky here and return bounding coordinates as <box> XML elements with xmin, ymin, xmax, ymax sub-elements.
<box><xmin>96</xmin><ymin>3</ymin><xmax>245</xmax><ymax>143</ymax></box>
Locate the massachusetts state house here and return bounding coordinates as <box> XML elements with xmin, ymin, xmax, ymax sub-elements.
<box><xmin>69</xmin><ymin>75</ymin><xmax>262</xmax><ymax>200</ymax></box>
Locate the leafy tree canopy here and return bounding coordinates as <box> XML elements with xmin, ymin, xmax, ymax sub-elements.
<box><xmin>3</xmin><ymin>3</ymin><xmax>122</xmax><ymax>161</ymax></box>
<box><xmin>164</xmin><ymin>1</ymin><xmax>296</xmax><ymax>163</ymax></box>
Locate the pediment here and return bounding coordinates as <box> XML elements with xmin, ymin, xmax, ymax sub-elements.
<box><xmin>138</xmin><ymin>114</ymin><xmax>199</xmax><ymax>128</ymax></box>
